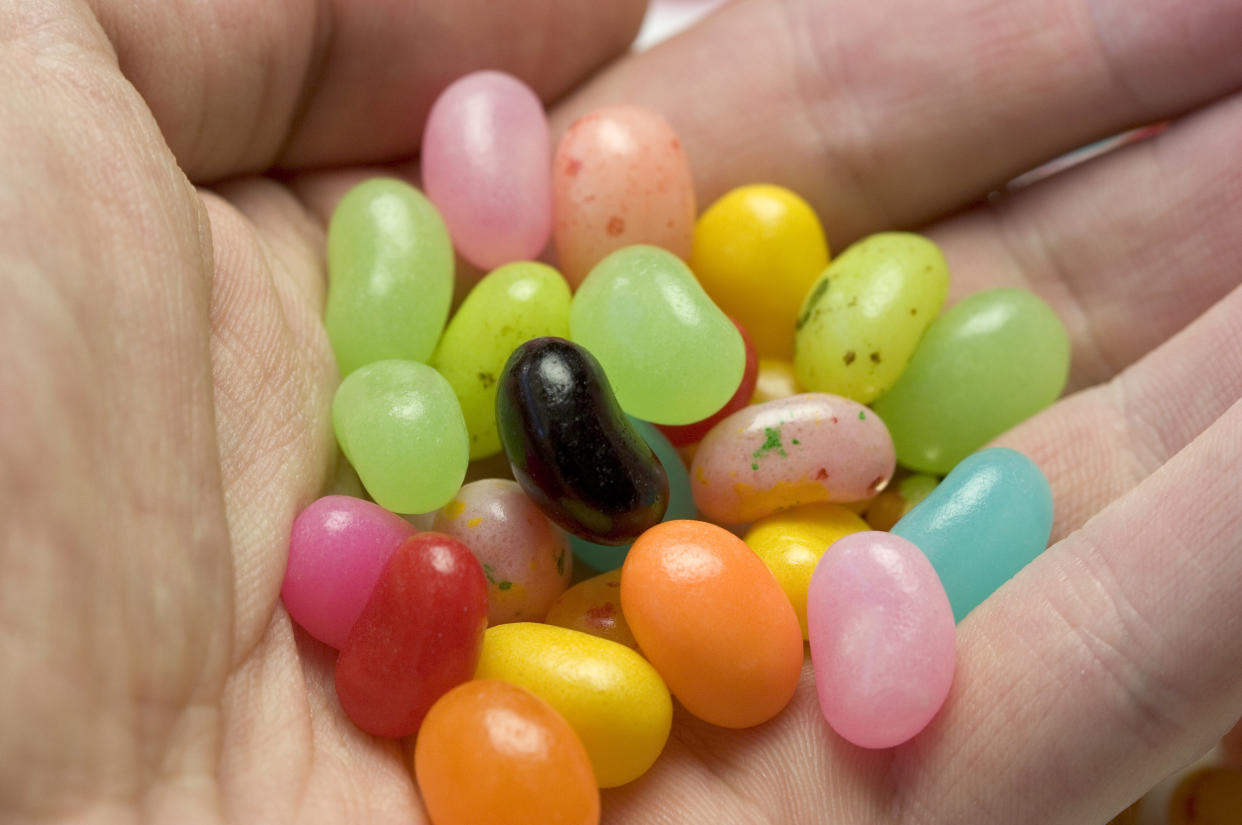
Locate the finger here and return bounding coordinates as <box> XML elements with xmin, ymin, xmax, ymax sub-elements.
<box><xmin>89</xmin><ymin>0</ymin><xmax>648</xmax><ymax>181</ymax></box>
<box><xmin>549</xmin><ymin>0</ymin><xmax>1242</xmax><ymax>250</ymax></box>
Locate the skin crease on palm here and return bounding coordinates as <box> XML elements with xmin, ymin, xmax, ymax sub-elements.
<box><xmin>1</xmin><ymin>0</ymin><xmax>1240</xmax><ymax>822</ymax></box>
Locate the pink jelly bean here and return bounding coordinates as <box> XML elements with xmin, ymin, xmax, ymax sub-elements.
<box><xmin>690</xmin><ymin>393</ymin><xmax>896</xmax><ymax>524</ymax></box>
<box><xmin>806</xmin><ymin>531</ymin><xmax>956</xmax><ymax>749</ymax></box>
<box><xmin>422</xmin><ymin>71</ymin><xmax>552</xmax><ymax>270</ymax></box>
<box><xmin>281</xmin><ymin>495</ymin><xmax>416</xmax><ymax>649</ymax></box>
<box><xmin>553</xmin><ymin>105</ymin><xmax>696</xmax><ymax>287</ymax></box>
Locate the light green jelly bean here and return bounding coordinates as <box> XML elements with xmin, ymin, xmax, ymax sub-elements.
<box><xmin>570</xmin><ymin>245</ymin><xmax>743</xmax><ymax>425</ymax></box>
<box><xmin>873</xmin><ymin>288</ymin><xmax>1070</xmax><ymax>474</ymax></box>
<box><xmin>431</xmin><ymin>262</ymin><xmax>571</xmax><ymax>460</ymax></box>
<box><xmin>794</xmin><ymin>232</ymin><xmax>948</xmax><ymax>404</ymax></box>
<box><xmin>325</xmin><ymin>178</ymin><xmax>453</xmax><ymax>377</ymax></box>
<box><xmin>332</xmin><ymin>360</ymin><xmax>468</xmax><ymax>514</ymax></box>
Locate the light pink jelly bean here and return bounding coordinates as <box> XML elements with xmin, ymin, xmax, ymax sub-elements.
<box><xmin>807</xmin><ymin>531</ymin><xmax>956</xmax><ymax>749</ymax></box>
<box><xmin>422</xmin><ymin>71</ymin><xmax>552</xmax><ymax>270</ymax></box>
<box><xmin>432</xmin><ymin>479</ymin><xmax>571</xmax><ymax>625</ymax></box>
<box><xmin>553</xmin><ymin>105</ymin><xmax>696</xmax><ymax>287</ymax></box>
<box><xmin>690</xmin><ymin>393</ymin><xmax>896</xmax><ymax>524</ymax></box>
<box><xmin>282</xmin><ymin>495</ymin><xmax>417</xmax><ymax>649</ymax></box>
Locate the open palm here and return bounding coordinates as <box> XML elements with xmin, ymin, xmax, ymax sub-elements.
<box><xmin>3</xmin><ymin>1</ymin><xmax>1239</xmax><ymax>823</ymax></box>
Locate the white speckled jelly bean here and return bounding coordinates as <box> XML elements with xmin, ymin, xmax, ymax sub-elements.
<box><xmin>690</xmin><ymin>394</ymin><xmax>896</xmax><ymax>524</ymax></box>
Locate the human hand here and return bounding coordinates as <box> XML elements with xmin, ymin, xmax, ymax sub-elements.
<box><xmin>2</xmin><ymin>1</ymin><xmax>1239</xmax><ymax>823</ymax></box>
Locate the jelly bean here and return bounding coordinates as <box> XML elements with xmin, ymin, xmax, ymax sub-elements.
<box><xmin>892</xmin><ymin>447</ymin><xmax>1052</xmax><ymax>622</ymax></box>
<box><xmin>1169</xmin><ymin>766</ymin><xmax>1242</xmax><ymax>825</ymax></box>
<box><xmin>864</xmin><ymin>473</ymin><xmax>939</xmax><ymax>531</ymax></box>
<box><xmin>332</xmin><ymin>360</ymin><xmax>468</xmax><ymax>514</ymax></box>
<box><xmin>421</xmin><ymin>71</ymin><xmax>552</xmax><ymax>270</ymax></box>
<box><xmin>690</xmin><ymin>393</ymin><xmax>896</xmax><ymax>524</ymax></box>
<box><xmin>742</xmin><ymin>503</ymin><xmax>869</xmax><ymax>638</ymax></box>
<box><xmin>553</xmin><ymin>105</ymin><xmax>695</xmax><ymax>286</ymax></box>
<box><xmin>432</xmin><ymin>479</ymin><xmax>571</xmax><ymax>625</ymax></box>
<box><xmin>872</xmin><ymin>288</ymin><xmax>1070</xmax><ymax>474</ymax></box>
<box><xmin>497</xmin><ymin>338</ymin><xmax>669</xmax><ymax>544</ymax></box>
<box><xmin>794</xmin><ymin>232</ymin><xmax>949</xmax><ymax>404</ymax></box>
<box><xmin>569</xmin><ymin>417</ymin><xmax>696</xmax><ymax>572</ymax></box>
<box><xmin>807</xmin><ymin>531</ymin><xmax>956</xmax><ymax>749</ymax></box>
<box><xmin>691</xmin><ymin>184</ymin><xmax>830</xmax><ymax>359</ymax></box>
<box><xmin>325</xmin><ymin>178</ymin><xmax>453</xmax><ymax>376</ymax></box>
<box><xmin>430</xmin><ymin>262</ymin><xmax>572</xmax><ymax>459</ymax></box>
<box><xmin>281</xmin><ymin>495</ymin><xmax>416</xmax><ymax>649</ymax></box>
<box><xmin>475</xmin><ymin>622</ymin><xmax>672</xmax><ymax>788</ymax></box>
<box><xmin>621</xmin><ymin>520</ymin><xmax>803</xmax><ymax>728</ymax></box>
<box><xmin>752</xmin><ymin>357</ymin><xmax>801</xmax><ymax>405</ymax></box>
<box><xmin>543</xmin><ymin>569</ymin><xmax>638</xmax><ymax>650</ymax></box>
<box><xmin>335</xmin><ymin>533</ymin><xmax>487</xmax><ymax>738</ymax></box>
<box><xmin>414</xmin><ymin>679</ymin><xmax>600</xmax><ymax>825</ymax></box>
<box><xmin>656</xmin><ymin>317</ymin><xmax>759</xmax><ymax>446</ymax></box>
<box><xmin>570</xmin><ymin>245</ymin><xmax>744</xmax><ymax>425</ymax></box>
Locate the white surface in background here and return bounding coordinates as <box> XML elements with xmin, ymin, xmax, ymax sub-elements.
<box><xmin>635</xmin><ymin>0</ymin><xmax>731</xmax><ymax>51</ymax></box>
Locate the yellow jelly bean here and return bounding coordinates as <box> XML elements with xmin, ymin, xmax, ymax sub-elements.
<box><xmin>691</xmin><ymin>185</ymin><xmax>830</xmax><ymax>360</ymax></box>
<box><xmin>752</xmin><ymin>357</ymin><xmax>801</xmax><ymax>405</ymax></box>
<box><xmin>475</xmin><ymin>622</ymin><xmax>672</xmax><ymax>788</ymax></box>
<box><xmin>743</xmin><ymin>503</ymin><xmax>869</xmax><ymax>638</ymax></box>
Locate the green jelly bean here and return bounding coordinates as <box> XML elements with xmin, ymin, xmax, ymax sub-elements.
<box><xmin>570</xmin><ymin>245</ymin><xmax>744</xmax><ymax>425</ymax></box>
<box><xmin>326</xmin><ymin>178</ymin><xmax>453</xmax><ymax>377</ymax></box>
<box><xmin>332</xmin><ymin>360</ymin><xmax>468</xmax><ymax>514</ymax></box>
<box><xmin>794</xmin><ymin>232</ymin><xmax>948</xmax><ymax>404</ymax></box>
<box><xmin>431</xmin><ymin>262</ymin><xmax>571</xmax><ymax>460</ymax></box>
<box><xmin>873</xmin><ymin>288</ymin><xmax>1069</xmax><ymax>474</ymax></box>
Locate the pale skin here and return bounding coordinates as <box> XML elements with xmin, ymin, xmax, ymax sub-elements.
<box><xmin>1</xmin><ymin>0</ymin><xmax>1240</xmax><ymax>822</ymax></box>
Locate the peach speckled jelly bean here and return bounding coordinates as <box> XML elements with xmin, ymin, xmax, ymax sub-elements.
<box><xmin>543</xmin><ymin>568</ymin><xmax>638</xmax><ymax>650</ymax></box>
<box><xmin>690</xmin><ymin>393</ymin><xmax>896</xmax><ymax>524</ymax></box>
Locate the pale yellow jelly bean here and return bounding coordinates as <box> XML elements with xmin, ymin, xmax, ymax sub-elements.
<box><xmin>475</xmin><ymin>622</ymin><xmax>672</xmax><ymax>789</ymax></box>
<box><xmin>743</xmin><ymin>503</ymin><xmax>868</xmax><ymax>638</ymax></box>
<box><xmin>752</xmin><ymin>357</ymin><xmax>801</xmax><ymax>405</ymax></box>
<box><xmin>691</xmin><ymin>393</ymin><xmax>896</xmax><ymax>524</ymax></box>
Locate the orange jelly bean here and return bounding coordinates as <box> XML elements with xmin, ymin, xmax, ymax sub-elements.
<box><xmin>414</xmin><ymin>679</ymin><xmax>599</xmax><ymax>825</ymax></box>
<box><xmin>620</xmin><ymin>520</ymin><xmax>803</xmax><ymax>728</ymax></box>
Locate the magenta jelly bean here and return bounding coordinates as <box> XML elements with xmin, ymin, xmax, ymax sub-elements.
<box><xmin>807</xmin><ymin>531</ymin><xmax>956</xmax><ymax>749</ymax></box>
<box><xmin>281</xmin><ymin>495</ymin><xmax>417</xmax><ymax>649</ymax></box>
<box><xmin>690</xmin><ymin>393</ymin><xmax>896</xmax><ymax>524</ymax></box>
<box><xmin>422</xmin><ymin>70</ymin><xmax>552</xmax><ymax>270</ymax></box>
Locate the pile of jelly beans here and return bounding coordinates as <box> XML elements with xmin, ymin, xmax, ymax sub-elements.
<box><xmin>281</xmin><ymin>69</ymin><xmax>1072</xmax><ymax>824</ymax></box>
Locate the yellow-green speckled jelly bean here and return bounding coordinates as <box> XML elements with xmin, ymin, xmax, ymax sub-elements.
<box><xmin>873</xmin><ymin>288</ymin><xmax>1070</xmax><ymax>474</ymax></box>
<box><xmin>431</xmin><ymin>262</ymin><xmax>571</xmax><ymax>459</ymax></box>
<box><xmin>570</xmin><ymin>245</ymin><xmax>744</xmax><ymax>425</ymax></box>
<box><xmin>795</xmin><ymin>232</ymin><xmax>949</xmax><ymax>404</ymax></box>
<box><xmin>326</xmin><ymin>178</ymin><xmax>453</xmax><ymax>376</ymax></box>
<box><xmin>332</xmin><ymin>360</ymin><xmax>468</xmax><ymax>514</ymax></box>
<box><xmin>475</xmin><ymin>622</ymin><xmax>672</xmax><ymax>788</ymax></box>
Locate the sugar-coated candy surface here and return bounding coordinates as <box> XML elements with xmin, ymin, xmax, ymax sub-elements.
<box><xmin>332</xmin><ymin>360</ymin><xmax>468</xmax><ymax>514</ymax></box>
<box><xmin>807</xmin><ymin>531</ymin><xmax>956</xmax><ymax>749</ymax></box>
<box><xmin>795</xmin><ymin>232</ymin><xmax>949</xmax><ymax>404</ymax></box>
<box><xmin>414</xmin><ymin>679</ymin><xmax>600</xmax><ymax>825</ymax></box>
<box><xmin>571</xmin><ymin>245</ymin><xmax>745</xmax><ymax>425</ymax></box>
<box><xmin>691</xmin><ymin>184</ymin><xmax>830</xmax><ymax>359</ymax></box>
<box><xmin>752</xmin><ymin>356</ymin><xmax>802</xmax><ymax>405</ymax></box>
<box><xmin>553</xmin><ymin>105</ymin><xmax>695</xmax><ymax>286</ymax></box>
<box><xmin>325</xmin><ymin>178</ymin><xmax>453</xmax><ymax>376</ymax></box>
<box><xmin>543</xmin><ymin>569</ymin><xmax>638</xmax><ymax>650</ymax></box>
<box><xmin>656</xmin><ymin>317</ymin><xmax>759</xmax><ymax>446</ymax></box>
<box><xmin>864</xmin><ymin>473</ymin><xmax>939</xmax><ymax>531</ymax></box>
<box><xmin>893</xmin><ymin>447</ymin><xmax>1052</xmax><ymax>622</ymax></box>
<box><xmin>422</xmin><ymin>71</ymin><xmax>552</xmax><ymax>270</ymax></box>
<box><xmin>873</xmin><ymin>287</ymin><xmax>1070</xmax><ymax>474</ymax></box>
<box><xmin>497</xmin><ymin>338</ymin><xmax>669</xmax><ymax>544</ymax></box>
<box><xmin>432</xmin><ymin>479</ymin><xmax>571</xmax><ymax>625</ymax></box>
<box><xmin>281</xmin><ymin>495</ymin><xmax>416</xmax><ymax>649</ymax></box>
<box><xmin>431</xmin><ymin>261</ymin><xmax>572</xmax><ymax>460</ymax></box>
<box><xmin>475</xmin><ymin>622</ymin><xmax>673</xmax><ymax>788</ymax></box>
<box><xmin>691</xmin><ymin>393</ymin><xmax>896</xmax><ymax>524</ymax></box>
<box><xmin>621</xmin><ymin>520</ymin><xmax>803</xmax><ymax>728</ymax></box>
<box><xmin>743</xmin><ymin>503</ymin><xmax>869</xmax><ymax>639</ymax></box>
<box><xmin>334</xmin><ymin>533</ymin><xmax>487</xmax><ymax>738</ymax></box>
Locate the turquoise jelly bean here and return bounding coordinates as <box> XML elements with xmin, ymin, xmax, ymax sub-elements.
<box><xmin>892</xmin><ymin>447</ymin><xmax>1052</xmax><ymax>622</ymax></box>
<box><xmin>571</xmin><ymin>418</ymin><xmax>695</xmax><ymax>572</ymax></box>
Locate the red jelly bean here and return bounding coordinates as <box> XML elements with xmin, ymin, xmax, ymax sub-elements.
<box><xmin>656</xmin><ymin>318</ymin><xmax>759</xmax><ymax>446</ymax></box>
<box><xmin>334</xmin><ymin>533</ymin><xmax>488</xmax><ymax>738</ymax></box>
